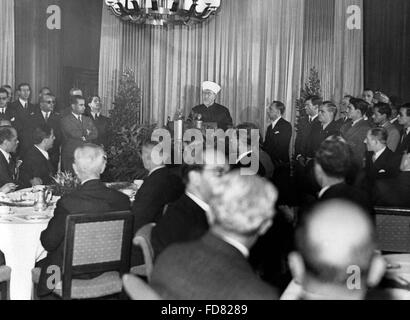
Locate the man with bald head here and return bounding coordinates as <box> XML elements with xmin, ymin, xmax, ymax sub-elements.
<box><xmin>36</xmin><ymin>144</ymin><xmax>131</xmax><ymax>299</ymax></box>
<box><xmin>288</xmin><ymin>200</ymin><xmax>385</xmax><ymax>300</ymax></box>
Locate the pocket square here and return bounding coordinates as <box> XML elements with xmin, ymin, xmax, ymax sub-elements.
<box><xmin>378</xmin><ymin>169</ymin><xmax>386</xmax><ymax>173</ymax></box>
<box><xmin>10</xmin><ymin>117</ymin><xmax>15</xmax><ymax>122</ymax></box>
<box><xmin>274</xmin><ymin>131</ymin><xmax>280</xmax><ymax>135</ymax></box>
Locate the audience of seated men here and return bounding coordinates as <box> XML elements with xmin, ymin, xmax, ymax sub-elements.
<box><xmin>288</xmin><ymin>199</ymin><xmax>385</xmax><ymax>300</ymax></box>
<box><xmin>150</xmin><ymin>147</ymin><xmax>229</xmax><ymax>258</ymax></box>
<box><xmin>396</xmin><ymin>103</ymin><xmax>410</xmax><ymax>155</ymax></box>
<box><xmin>36</xmin><ymin>144</ymin><xmax>131</xmax><ymax>299</ymax></box>
<box><xmin>0</xmin><ymin>126</ymin><xmax>19</xmax><ymax>188</ymax></box>
<box><xmin>372</xmin><ymin>103</ymin><xmax>400</xmax><ymax>152</ymax></box>
<box><xmin>150</xmin><ymin>172</ymin><xmax>278</xmax><ymax>300</ymax></box>
<box><xmin>19</xmin><ymin>125</ymin><xmax>56</xmax><ymax>188</ymax></box>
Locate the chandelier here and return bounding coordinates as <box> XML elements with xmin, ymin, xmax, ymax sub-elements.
<box><xmin>105</xmin><ymin>0</ymin><xmax>222</xmax><ymax>26</ymax></box>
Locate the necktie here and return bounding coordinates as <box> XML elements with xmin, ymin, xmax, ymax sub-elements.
<box><xmin>0</xmin><ymin>108</ymin><xmax>4</xmax><ymax>114</ymax></box>
<box><xmin>78</xmin><ymin>115</ymin><xmax>82</xmax><ymax>123</ymax></box>
<box><xmin>402</xmin><ymin>130</ymin><xmax>409</xmax><ymax>143</ymax></box>
<box><xmin>8</xmin><ymin>156</ymin><xmax>15</xmax><ymax>180</ymax></box>
<box><xmin>24</xmin><ymin>103</ymin><xmax>27</xmax><ymax>109</ymax></box>
<box><xmin>44</xmin><ymin>112</ymin><xmax>49</xmax><ymax>122</ymax></box>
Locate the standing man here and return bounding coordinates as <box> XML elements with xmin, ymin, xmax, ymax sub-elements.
<box><xmin>336</xmin><ymin>95</ymin><xmax>352</xmax><ymax>126</ymax></box>
<box><xmin>396</xmin><ymin>103</ymin><xmax>410</xmax><ymax>155</ymax></box>
<box><xmin>0</xmin><ymin>88</ymin><xmax>17</xmax><ymax>124</ymax></box>
<box><xmin>61</xmin><ymin>96</ymin><xmax>98</xmax><ymax>173</ymax></box>
<box><xmin>372</xmin><ymin>103</ymin><xmax>400</xmax><ymax>152</ymax></box>
<box><xmin>10</xmin><ymin>83</ymin><xmax>37</xmax><ymax>156</ymax></box>
<box><xmin>87</xmin><ymin>96</ymin><xmax>109</xmax><ymax>148</ymax></box>
<box><xmin>0</xmin><ymin>126</ymin><xmax>19</xmax><ymax>187</ymax></box>
<box><xmin>30</xmin><ymin>94</ymin><xmax>62</xmax><ymax>171</ymax></box>
<box><xmin>264</xmin><ymin>100</ymin><xmax>292</xmax><ymax>202</ymax></box>
<box><xmin>190</xmin><ymin>81</ymin><xmax>233</xmax><ymax>131</ymax></box>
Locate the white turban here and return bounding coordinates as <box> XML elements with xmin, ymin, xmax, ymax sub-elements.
<box><xmin>202</xmin><ymin>81</ymin><xmax>221</xmax><ymax>95</ymax></box>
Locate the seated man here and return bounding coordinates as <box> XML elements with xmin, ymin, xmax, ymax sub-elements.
<box><xmin>151</xmin><ymin>147</ymin><xmax>229</xmax><ymax>257</ymax></box>
<box><xmin>0</xmin><ymin>126</ymin><xmax>19</xmax><ymax>188</ymax></box>
<box><xmin>151</xmin><ymin>172</ymin><xmax>278</xmax><ymax>300</ymax></box>
<box><xmin>36</xmin><ymin>144</ymin><xmax>131</xmax><ymax>299</ymax></box>
<box><xmin>19</xmin><ymin>124</ymin><xmax>56</xmax><ymax>188</ymax></box>
<box><xmin>288</xmin><ymin>199</ymin><xmax>385</xmax><ymax>300</ymax></box>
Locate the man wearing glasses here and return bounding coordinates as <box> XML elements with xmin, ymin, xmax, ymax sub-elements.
<box><xmin>30</xmin><ymin>94</ymin><xmax>62</xmax><ymax>171</ymax></box>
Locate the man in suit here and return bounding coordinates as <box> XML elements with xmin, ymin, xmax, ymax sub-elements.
<box><xmin>373</xmin><ymin>153</ymin><xmax>410</xmax><ymax>207</ymax></box>
<box><xmin>340</xmin><ymin>97</ymin><xmax>372</xmax><ymax>168</ymax></box>
<box><xmin>288</xmin><ymin>199</ymin><xmax>385</xmax><ymax>300</ymax></box>
<box><xmin>19</xmin><ymin>124</ymin><xmax>56</xmax><ymax>188</ymax></box>
<box><xmin>396</xmin><ymin>103</ymin><xmax>410</xmax><ymax>155</ymax></box>
<box><xmin>30</xmin><ymin>94</ymin><xmax>62</xmax><ymax>170</ymax></box>
<box><xmin>0</xmin><ymin>126</ymin><xmax>19</xmax><ymax>189</ymax></box>
<box><xmin>10</xmin><ymin>83</ymin><xmax>37</xmax><ymax>156</ymax></box>
<box><xmin>36</xmin><ymin>144</ymin><xmax>131</xmax><ymax>298</ymax></box>
<box><xmin>336</xmin><ymin>95</ymin><xmax>352</xmax><ymax>127</ymax></box>
<box><xmin>190</xmin><ymin>81</ymin><xmax>233</xmax><ymax>131</ymax></box>
<box><xmin>372</xmin><ymin>103</ymin><xmax>400</xmax><ymax>152</ymax></box>
<box><xmin>0</xmin><ymin>88</ymin><xmax>17</xmax><ymax>125</ymax></box>
<box><xmin>150</xmin><ymin>147</ymin><xmax>229</xmax><ymax>258</ymax></box>
<box><xmin>151</xmin><ymin>172</ymin><xmax>278</xmax><ymax>300</ymax></box>
<box><xmin>61</xmin><ymin>95</ymin><xmax>98</xmax><ymax>173</ymax></box>
<box><xmin>87</xmin><ymin>96</ymin><xmax>110</xmax><ymax>148</ymax></box>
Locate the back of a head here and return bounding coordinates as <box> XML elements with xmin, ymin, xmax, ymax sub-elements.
<box><xmin>295</xmin><ymin>200</ymin><xmax>376</xmax><ymax>289</ymax></box>
<box><xmin>73</xmin><ymin>144</ymin><xmax>106</xmax><ymax>179</ymax></box>
<box><xmin>209</xmin><ymin>171</ymin><xmax>277</xmax><ymax>237</ymax></box>
<box><xmin>0</xmin><ymin>126</ymin><xmax>16</xmax><ymax>146</ymax></box>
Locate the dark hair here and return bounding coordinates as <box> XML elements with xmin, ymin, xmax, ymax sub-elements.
<box><xmin>321</xmin><ymin>101</ymin><xmax>338</xmax><ymax>118</ymax></box>
<box><xmin>350</xmin><ymin>98</ymin><xmax>369</xmax><ymax>117</ymax></box>
<box><xmin>315</xmin><ymin>136</ymin><xmax>353</xmax><ymax>179</ymax></box>
<box><xmin>373</xmin><ymin>103</ymin><xmax>392</xmax><ymax>119</ymax></box>
<box><xmin>33</xmin><ymin>124</ymin><xmax>53</xmax><ymax>145</ymax></box>
<box><xmin>0</xmin><ymin>88</ymin><xmax>9</xmax><ymax>97</ymax></box>
<box><xmin>306</xmin><ymin>95</ymin><xmax>323</xmax><ymax>107</ymax></box>
<box><xmin>17</xmin><ymin>83</ymin><xmax>31</xmax><ymax>91</ymax></box>
<box><xmin>363</xmin><ymin>88</ymin><xmax>374</xmax><ymax>93</ymax></box>
<box><xmin>87</xmin><ymin>95</ymin><xmax>100</xmax><ymax>105</ymax></box>
<box><xmin>70</xmin><ymin>95</ymin><xmax>85</xmax><ymax>106</ymax></box>
<box><xmin>1</xmin><ymin>85</ymin><xmax>11</xmax><ymax>90</ymax></box>
<box><xmin>40</xmin><ymin>94</ymin><xmax>55</xmax><ymax>104</ymax></box>
<box><xmin>368</xmin><ymin>127</ymin><xmax>388</xmax><ymax>145</ymax></box>
<box><xmin>270</xmin><ymin>101</ymin><xmax>286</xmax><ymax>115</ymax></box>
<box><xmin>0</xmin><ymin>126</ymin><xmax>16</xmax><ymax>145</ymax></box>
<box><xmin>401</xmin><ymin>103</ymin><xmax>410</xmax><ymax>117</ymax></box>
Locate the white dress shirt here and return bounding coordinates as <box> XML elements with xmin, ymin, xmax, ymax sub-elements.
<box><xmin>185</xmin><ymin>191</ymin><xmax>213</xmax><ymax>224</ymax></box>
<box><xmin>34</xmin><ymin>145</ymin><xmax>49</xmax><ymax>160</ymax></box>
<box><xmin>271</xmin><ymin>117</ymin><xmax>282</xmax><ymax>130</ymax></box>
<box><xmin>309</xmin><ymin>114</ymin><xmax>318</xmax><ymax>123</ymax></box>
<box><xmin>373</xmin><ymin>147</ymin><xmax>386</xmax><ymax>162</ymax></box>
<box><xmin>72</xmin><ymin>112</ymin><xmax>82</xmax><ymax>122</ymax></box>
<box><xmin>41</xmin><ymin>111</ymin><xmax>50</xmax><ymax>121</ymax></box>
<box><xmin>19</xmin><ymin>98</ymin><xmax>28</xmax><ymax>109</ymax></box>
<box><xmin>91</xmin><ymin>112</ymin><xmax>100</xmax><ymax>120</ymax></box>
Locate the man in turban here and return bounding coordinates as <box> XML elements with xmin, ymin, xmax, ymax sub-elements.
<box><xmin>190</xmin><ymin>81</ymin><xmax>233</xmax><ymax>131</ymax></box>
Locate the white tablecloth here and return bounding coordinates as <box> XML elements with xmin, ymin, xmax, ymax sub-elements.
<box><xmin>0</xmin><ymin>206</ymin><xmax>54</xmax><ymax>300</ymax></box>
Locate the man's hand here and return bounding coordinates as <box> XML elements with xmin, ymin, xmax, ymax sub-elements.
<box><xmin>30</xmin><ymin>178</ymin><xmax>43</xmax><ymax>187</ymax></box>
<box><xmin>0</xmin><ymin>183</ymin><xmax>18</xmax><ymax>194</ymax></box>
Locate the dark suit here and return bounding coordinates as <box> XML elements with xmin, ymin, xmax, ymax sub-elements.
<box><xmin>373</xmin><ymin>172</ymin><xmax>410</xmax><ymax>207</ymax></box>
<box><xmin>151</xmin><ymin>194</ymin><xmax>209</xmax><ymax>258</ymax></box>
<box><xmin>89</xmin><ymin>113</ymin><xmax>110</xmax><ymax>148</ymax></box>
<box><xmin>19</xmin><ymin>146</ymin><xmax>55</xmax><ymax>188</ymax></box>
<box><xmin>341</xmin><ymin>119</ymin><xmax>372</xmax><ymax>166</ymax></box>
<box><xmin>60</xmin><ymin>114</ymin><xmax>98</xmax><ymax>173</ymax></box>
<box><xmin>0</xmin><ymin>150</ymin><xmax>16</xmax><ymax>186</ymax></box>
<box><xmin>36</xmin><ymin>179</ymin><xmax>131</xmax><ymax>297</ymax></box>
<box><xmin>294</xmin><ymin>116</ymin><xmax>319</xmax><ymax>158</ymax></box>
<box><xmin>190</xmin><ymin>103</ymin><xmax>233</xmax><ymax>131</ymax></box>
<box><xmin>364</xmin><ymin>148</ymin><xmax>400</xmax><ymax>184</ymax></box>
<box><xmin>336</xmin><ymin>117</ymin><xmax>351</xmax><ymax>128</ymax></box>
<box><xmin>0</xmin><ymin>105</ymin><xmax>17</xmax><ymax>124</ymax></box>
<box><xmin>396</xmin><ymin>129</ymin><xmax>410</xmax><ymax>155</ymax></box>
<box><xmin>307</xmin><ymin>121</ymin><xmax>341</xmax><ymax>158</ymax></box>
<box><xmin>29</xmin><ymin>111</ymin><xmax>62</xmax><ymax>170</ymax></box>
<box><xmin>151</xmin><ymin>232</ymin><xmax>278</xmax><ymax>300</ymax></box>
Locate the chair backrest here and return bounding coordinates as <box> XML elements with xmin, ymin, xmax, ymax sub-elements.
<box><xmin>62</xmin><ymin>211</ymin><xmax>134</xmax><ymax>299</ymax></box>
<box><xmin>0</xmin><ymin>266</ymin><xmax>11</xmax><ymax>300</ymax></box>
<box><xmin>133</xmin><ymin>223</ymin><xmax>155</xmax><ymax>282</ymax></box>
<box><xmin>375</xmin><ymin>207</ymin><xmax>410</xmax><ymax>253</ymax></box>
<box><xmin>122</xmin><ymin>274</ymin><xmax>161</xmax><ymax>300</ymax></box>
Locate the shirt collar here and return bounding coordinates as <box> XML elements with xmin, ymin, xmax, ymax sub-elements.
<box><xmin>271</xmin><ymin>117</ymin><xmax>282</xmax><ymax>129</ymax></box>
<box><xmin>41</xmin><ymin>110</ymin><xmax>50</xmax><ymax>117</ymax></box>
<box><xmin>19</xmin><ymin>98</ymin><xmax>28</xmax><ymax>107</ymax></box>
<box><xmin>148</xmin><ymin>165</ymin><xmax>166</xmax><ymax>176</ymax></box>
<box><xmin>310</xmin><ymin>114</ymin><xmax>318</xmax><ymax>122</ymax></box>
<box><xmin>0</xmin><ymin>148</ymin><xmax>11</xmax><ymax>163</ymax></box>
<box><xmin>185</xmin><ymin>191</ymin><xmax>210</xmax><ymax>213</ymax></box>
<box><xmin>91</xmin><ymin>112</ymin><xmax>100</xmax><ymax>118</ymax></box>
<box><xmin>352</xmin><ymin>118</ymin><xmax>363</xmax><ymax>126</ymax></box>
<box><xmin>72</xmin><ymin>112</ymin><xmax>81</xmax><ymax>120</ymax></box>
<box><xmin>374</xmin><ymin>147</ymin><xmax>386</xmax><ymax>161</ymax></box>
<box><xmin>318</xmin><ymin>186</ymin><xmax>331</xmax><ymax>199</ymax></box>
<box><xmin>35</xmin><ymin>145</ymin><xmax>49</xmax><ymax>160</ymax></box>
<box><xmin>218</xmin><ymin>234</ymin><xmax>249</xmax><ymax>258</ymax></box>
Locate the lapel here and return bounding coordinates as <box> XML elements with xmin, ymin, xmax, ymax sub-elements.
<box><xmin>69</xmin><ymin>113</ymin><xmax>85</xmax><ymax>132</ymax></box>
<box><xmin>373</xmin><ymin>148</ymin><xmax>390</xmax><ymax>172</ymax></box>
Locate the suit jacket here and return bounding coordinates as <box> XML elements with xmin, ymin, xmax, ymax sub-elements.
<box><xmin>381</xmin><ymin>122</ymin><xmax>400</xmax><ymax>152</ymax></box>
<box><xmin>9</xmin><ymin>100</ymin><xmax>38</xmax><ymax>155</ymax></box>
<box><xmin>190</xmin><ymin>103</ymin><xmax>233</xmax><ymax>131</ymax></box>
<box><xmin>89</xmin><ymin>114</ymin><xmax>110</xmax><ymax>148</ymax></box>
<box><xmin>60</xmin><ymin>114</ymin><xmax>98</xmax><ymax>172</ymax></box>
<box><xmin>0</xmin><ymin>151</ymin><xmax>16</xmax><ymax>186</ymax></box>
<box><xmin>151</xmin><ymin>194</ymin><xmax>209</xmax><ymax>258</ymax></box>
<box><xmin>306</xmin><ymin>120</ymin><xmax>341</xmax><ymax>158</ymax></box>
<box><xmin>29</xmin><ymin>111</ymin><xmax>62</xmax><ymax>170</ymax></box>
<box><xmin>341</xmin><ymin>119</ymin><xmax>372</xmax><ymax>166</ymax></box>
<box><xmin>263</xmin><ymin>118</ymin><xmax>292</xmax><ymax>167</ymax></box>
<box><xmin>294</xmin><ymin>116</ymin><xmax>319</xmax><ymax>157</ymax></box>
<box><xmin>19</xmin><ymin>146</ymin><xmax>55</xmax><ymax>188</ymax></box>
<box><xmin>131</xmin><ymin>167</ymin><xmax>184</xmax><ymax>233</ymax></box>
<box><xmin>336</xmin><ymin>117</ymin><xmax>351</xmax><ymax>128</ymax></box>
<box><xmin>364</xmin><ymin>148</ymin><xmax>400</xmax><ymax>184</ymax></box>
<box><xmin>396</xmin><ymin>129</ymin><xmax>410</xmax><ymax>155</ymax></box>
<box><xmin>151</xmin><ymin>232</ymin><xmax>278</xmax><ymax>300</ymax></box>
<box><xmin>0</xmin><ymin>105</ymin><xmax>18</xmax><ymax>124</ymax></box>
<box><xmin>37</xmin><ymin>179</ymin><xmax>131</xmax><ymax>296</ymax></box>
<box><xmin>373</xmin><ymin>172</ymin><xmax>410</xmax><ymax>207</ymax></box>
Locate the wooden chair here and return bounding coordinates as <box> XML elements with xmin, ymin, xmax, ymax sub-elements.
<box><xmin>0</xmin><ymin>266</ymin><xmax>11</xmax><ymax>300</ymax></box>
<box><xmin>375</xmin><ymin>207</ymin><xmax>410</xmax><ymax>253</ymax></box>
<box><xmin>130</xmin><ymin>223</ymin><xmax>155</xmax><ymax>282</ymax></box>
<box><xmin>122</xmin><ymin>274</ymin><xmax>161</xmax><ymax>300</ymax></box>
<box><xmin>32</xmin><ymin>211</ymin><xmax>134</xmax><ymax>300</ymax></box>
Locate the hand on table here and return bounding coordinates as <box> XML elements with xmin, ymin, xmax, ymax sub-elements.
<box><xmin>0</xmin><ymin>183</ymin><xmax>18</xmax><ymax>194</ymax></box>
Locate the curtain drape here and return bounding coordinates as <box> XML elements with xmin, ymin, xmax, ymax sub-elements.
<box><xmin>0</xmin><ymin>0</ymin><xmax>15</xmax><ymax>88</ymax></box>
<box><xmin>302</xmin><ymin>0</ymin><xmax>364</xmax><ymax>102</ymax></box>
<box><xmin>99</xmin><ymin>0</ymin><xmax>305</xmax><ymax>130</ymax></box>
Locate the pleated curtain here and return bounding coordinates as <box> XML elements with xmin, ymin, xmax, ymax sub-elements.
<box><xmin>0</xmin><ymin>0</ymin><xmax>15</xmax><ymax>88</ymax></box>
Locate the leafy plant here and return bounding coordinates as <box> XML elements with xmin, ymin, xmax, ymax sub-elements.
<box><xmin>51</xmin><ymin>171</ymin><xmax>81</xmax><ymax>196</ymax></box>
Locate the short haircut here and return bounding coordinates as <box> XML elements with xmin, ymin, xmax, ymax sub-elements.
<box><xmin>402</xmin><ymin>103</ymin><xmax>410</xmax><ymax>117</ymax></box>
<box><xmin>373</xmin><ymin>102</ymin><xmax>392</xmax><ymax>118</ymax></box>
<box><xmin>1</xmin><ymin>85</ymin><xmax>11</xmax><ymax>90</ymax></box>
<box><xmin>236</xmin><ymin>122</ymin><xmax>261</xmax><ymax>146</ymax></box>
<box><xmin>87</xmin><ymin>95</ymin><xmax>100</xmax><ymax>105</ymax></box>
<box><xmin>0</xmin><ymin>88</ymin><xmax>8</xmax><ymax>97</ymax></box>
<box><xmin>321</xmin><ymin>101</ymin><xmax>337</xmax><ymax>118</ymax></box>
<box><xmin>33</xmin><ymin>125</ymin><xmax>53</xmax><ymax>145</ymax></box>
<box><xmin>70</xmin><ymin>95</ymin><xmax>84</xmax><ymax>106</ymax></box>
<box><xmin>363</xmin><ymin>88</ymin><xmax>373</xmax><ymax>93</ymax></box>
<box><xmin>40</xmin><ymin>94</ymin><xmax>55</xmax><ymax>104</ymax></box>
<box><xmin>74</xmin><ymin>144</ymin><xmax>106</xmax><ymax>177</ymax></box>
<box><xmin>368</xmin><ymin>127</ymin><xmax>388</xmax><ymax>145</ymax></box>
<box><xmin>306</xmin><ymin>95</ymin><xmax>323</xmax><ymax>107</ymax></box>
<box><xmin>350</xmin><ymin>97</ymin><xmax>369</xmax><ymax>117</ymax></box>
<box><xmin>270</xmin><ymin>101</ymin><xmax>286</xmax><ymax>115</ymax></box>
<box><xmin>17</xmin><ymin>83</ymin><xmax>31</xmax><ymax>91</ymax></box>
<box><xmin>315</xmin><ymin>136</ymin><xmax>353</xmax><ymax>179</ymax></box>
<box><xmin>210</xmin><ymin>172</ymin><xmax>277</xmax><ymax>236</ymax></box>
<box><xmin>39</xmin><ymin>87</ymin><xmax>51</xmax><ymax>94</ymax></box>
<box><xmin>69</xmin><ymin>87</ymin><xmax>82</xmax><ymax>96</ymax></box>
<box><xmin>344</xmin><ymin>94</ymin><xmax>353</xmax><ymax>100</ymax></box>
<box><xmin>0</xmin><ymin>126</ymin><xmax>16</xmax><ymax>145</ymax></box>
